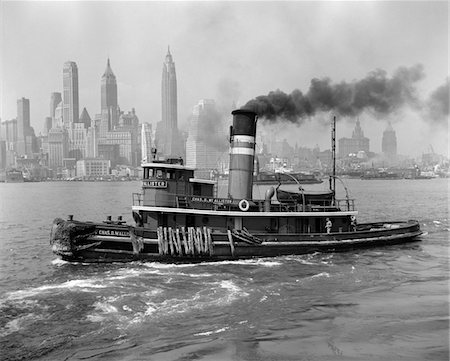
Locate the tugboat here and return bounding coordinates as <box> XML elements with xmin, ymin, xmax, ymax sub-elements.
<box><xmin>4</xmin><ymin>169</ymin><xmax>24</xmax><ymax>183</ymax></box>
<box><xmin>50</xmin><ymin>110</ymin><xmax>424</xmax><ymax>263</ymax></box>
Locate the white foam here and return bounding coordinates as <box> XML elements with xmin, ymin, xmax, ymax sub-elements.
<box><xmin>144</xmin><ymin>304</ymin><xmax>157</xmax><ymax>316</ymax></box>
<box><xmin>311</xmin><ymin>272</ymin><xmax>330</xmax><ymax>279</ymax></box>
<box><xmin>6</xmin><ymin>279</ymin><xmax>107</xmax><ymax>300</ymax></box>
<box><xmin>142</xmin><ymin>262</ymin><xmax>196</xmax><ymax>269</ymax></box>
<box><xmin>194</xmin><ymin>326</ymin><xmax>229</xmax><ymax>336</ymax></box>
<box><xmin>93</xmin><ymin>301</ymin><xmax>118</xmax><ymax>314</ymax></box>
<box><xmin>208</xmin><ymin>259</ymin><xmax>281</xmax><ymax>267</ymax></box>
<box><xmin>86</xmin><ymin>314</ymin><xmax>106</xmax><ymax>323</ymax></box>
<box><xmin>0</xmin><ymin>313</ymin><xmax>44</xmax><ymax>337</ymax></box>
<box><xmin>51</xmin><ymin>258</ymin><xmax>69</xmax><ymax>266</ymax></box>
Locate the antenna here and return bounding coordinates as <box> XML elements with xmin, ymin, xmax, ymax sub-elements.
<box><xmin>331</xmin><ymin>116</ymin><xmax>336</xmax><ymax>203</ymax></box>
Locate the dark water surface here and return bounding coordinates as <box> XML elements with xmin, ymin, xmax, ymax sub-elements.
<box><xmin>0</xmin><ymin>179</ymin><xmax>448</xmax><ymax>360</ymax></box>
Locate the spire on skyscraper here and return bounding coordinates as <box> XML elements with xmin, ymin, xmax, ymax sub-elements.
<box><xmin>165</xmin><ymin>46</ymin><xmax>173</xmax><ymax>62</ymax></box>
<box><xmin>102</xmin><ymin>58</ymin><xmax>116</xmax><ymax>79</ymax></box>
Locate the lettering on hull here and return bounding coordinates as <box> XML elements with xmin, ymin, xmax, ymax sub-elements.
<box><xmin>96</xmin><ymin>229</ymin><xmax>129</xmax><ymax>237</ymax></box>
<box><xmin>143</xmin><ymin>180</ymin><xmax>167</xmax><ymax>188</ymax></box>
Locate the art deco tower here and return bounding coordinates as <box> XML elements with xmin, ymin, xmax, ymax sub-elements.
<box><xmin>62</xmin><ymin>61</ymin><xmax>79</xmax><ymax>128</ymax></box>
<box><xmin>100</xmin><ymin>58</ymin><xmax>119</xmax><ymax>137</ymax></box>
<box><xmin>160</xmin><ymin>47</ymin><xmax>180</xmax><ymax>156</ymax></box>
<box><xmin>101</xmin><ymin>58</ymin><xmax>118</xmax><ymax>111</ymax></box>
<box><xmin>382</xmin><ymin>121</ymin><xmax>397</xmax><ymax>157</ymax></box>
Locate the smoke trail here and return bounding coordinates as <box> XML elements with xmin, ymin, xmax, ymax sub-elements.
<box><xmin>244</xmin><ymin>64</ymin><xmax>426</xmax><ymax>122</ymax></box>
<box><xmin>427</xmin><ymin>78</ymin><xmax>449</xmax><ymax>123</ymax></box>
<box><xmin>191</xmin><ymin>103</ymin><xmax>229</xmax><ymax>152</ymax></box>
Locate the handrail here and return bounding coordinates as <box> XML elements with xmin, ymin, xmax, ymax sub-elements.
<box><xmin>133</xmin><ymin>191</ymin><xmax>355</xmax><ymax>212</ymax></box>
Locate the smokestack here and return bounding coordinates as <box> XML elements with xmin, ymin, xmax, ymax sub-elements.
<box><xmin>228</xmin><ymin>109</ymin><xmax>258</xmax><ymax>201</ymax></box>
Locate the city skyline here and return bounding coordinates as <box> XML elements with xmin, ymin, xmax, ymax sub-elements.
<box><xmin>1</xmin><ymin>1</ymin><xmax>448</xmax><ymax>157</ymax></box>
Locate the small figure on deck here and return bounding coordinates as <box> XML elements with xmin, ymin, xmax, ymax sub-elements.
<box><xmin>325</xmin><ymin>218</ymin><xmax>332</xmax><ymax>234</ymax></box>
<box><xmin>350</xmin><ymin>215</ymin><xmax>357</xmax><ymax>232</ymax></box>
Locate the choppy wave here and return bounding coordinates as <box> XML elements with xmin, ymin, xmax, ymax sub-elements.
<box><xmin>194</xmin><ymin>326</ymin><xmax>230</xmax><ymax>336</ymax></box>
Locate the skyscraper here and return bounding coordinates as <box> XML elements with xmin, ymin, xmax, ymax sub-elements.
<box><xmin>63</xmin><ymin>61</ymin><xmax>79</xmax><ymax>128</ymax></box>
<box><xmin>338</xmin><ymin>119</ymin><xmax>370</xmax><ymax>158</ymax></box>
<box><xmin>185</xmin><ymin>99</ymin><xmax>225</xmax><ymax>173</ymax></box>
<box><xmin>17</xmin><ymin>97</ymin><xmax>30</xmax><ymax>138</ymax></box>
<box><xmin>382</xmin><ymin>121</ymin><xmax>397</xmax><ymax>157</ymax></box>
<box><xmin>141</xmin><ymin>123</ymin><xmax>153</xmax><ymax>163</ymax></box>
<box><xmin>100</xmin><ymin>58</ymin><xmax>119</xmax><ymax>137</ymax></box>
<box><xmin>50</xmin><ymin>92</ymin><xmax>62</xmax><ymax>119</ymax></box>
<box><xmin>158</xmin><ymin>47</ymin><xmax>181</xmax><ymax>157</ymax></box>
<box><xmin>16</xmin><ymin>97</ymin><xmax>30</xmax><ymax>155</ymax></box>
<box><xmin>101</xmin><ymin>58</ymin><xmax>118</xmax><ymax>111</ymax></box>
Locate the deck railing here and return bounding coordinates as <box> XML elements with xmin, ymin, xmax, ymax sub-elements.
<box><xmin>132</xmin><ymin>193</ymin><xmax>143</xmax><ymax>206</ymax></box>
<box><xmin>132</xmin><ymin>192</ymin><xmax>355</xmax><ymax>212</ymax></box>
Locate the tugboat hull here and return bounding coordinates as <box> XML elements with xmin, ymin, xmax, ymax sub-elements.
<box><xmin>50</xmin><ymin>219</ymin><xmax>423</xmax><ymax>263</ymax></box>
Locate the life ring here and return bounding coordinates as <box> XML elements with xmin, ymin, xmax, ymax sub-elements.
<box><xmin>239</xmin><ymin>199</ymin><xmax>250</xmax><ymax>212</ymax></box>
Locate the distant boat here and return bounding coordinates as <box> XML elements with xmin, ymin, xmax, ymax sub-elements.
<box><xmin>254</xmin><ymin>171</ymin><xmax>323</xmax><ymax>184</ymax></box>
<box><xmin>5</xmin><ymin>169</ymin><xmax>24</xmax><ymax>183</ymax></box>
<box><xmin>361</xmin><ymin>170</ymin><xmax>402</xmax><ymax>180</ymax></box>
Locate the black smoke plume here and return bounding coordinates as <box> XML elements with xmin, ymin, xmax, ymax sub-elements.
<box><xmin>244</xmin><ymin>64</ymin><xmax>426</xmax><ymax>122</ymax></box>
<box><xmin>427</xmin><ymin>78</ymin><xmax>449</xmax><ymax>123</ymax></box>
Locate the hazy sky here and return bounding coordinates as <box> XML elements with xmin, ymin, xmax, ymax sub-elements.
<box><xmin>1</xmin><ymin>1</ymin><xmax>448</xmax><ymax>157</ymax></box>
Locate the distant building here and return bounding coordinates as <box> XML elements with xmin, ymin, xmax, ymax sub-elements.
<box><xmin>157</xmin><ymin>47</ymin><xmax>182</xmax><ymax>158</ymax></box>
<box><xmin>63</xmin><ymin>61</ymin><xmax>79</xmax><ymax>128</ymax></box>
<box><xmin>76</xmin><ymin>158</ymin><xmax>110</xmax><ymax>178</ymax></box>
<box><xmin>141</xmin><ymin>123</ymin><xmax>153</xmax><ymax>163</ymax></box>
<box><xmin>382</xmin><ymin>121</ymin><xmax>397</xmax><ymax>157</ymax></box>
<box><xmin>50</xmin><ymin>92</ymin><xmax>62</xmax><ymax>119</ymax></box>
<box><xmin>79</xmin><ymin>107</ymin><xmax>92</xmax><ymax>128</ymax></box>
<box><xmin>53</xmin><ymin>101</ymin><xmax>64</xmax><ymax>129</ymax></box>
<box><xmin>100</xmin><ymin>59</ymin><xmax>120</xmax><ymax>138</ymax></box>
<box><xmin>0</xmin><ymin>119</ymin><xmax>17</xmax><ymax>144</ymax></box>
<box><xmin>338</xmin><ymin>120</ymin><xmax>370</xmax><ymax>158</ymax></box>
<box><xmin>185</xmin><ymin>99</ymin><xmax>225</xmax><ymax>173</ymax></box>
<box><xmin>16</xmin><ymin>97</ymin><xmax>30</xmax><ymax>155</ymax></box>
<box><xmin>85</xmin><ymin>126</ymin><xmax>97</xmax><ymax>158</ymax></box>
<box><xmin>100</xmin><ymin>131</ymin><xmax>131</xmax><ymax>165</ymax></box>
<box><xmin>48</xmin><ymin>127</ymin><xmax>68</xmax><ymax>169</ymax></box>
<box><xmin>0</xmin><ymin>140</ymin><xmax>6</xmax><ymax>169</ymax></box>
<box><xmin>98</xmin><ymin>143</ymin><xmax>120</xmax><ymax>167</ymax></box>
<box><xmin>68</xmin><ymin>122</ymin><xmax>86</xmax><ymax>160</ymax></box>
<box><xmin>43</xmin><ymin>117</ymin><xmax>52</xmax><ymax>136</ymax></box>
<box><xmin>119</xmin><ymin>109</ymin><xmax>141</xmax><ymax>166</ymax></box>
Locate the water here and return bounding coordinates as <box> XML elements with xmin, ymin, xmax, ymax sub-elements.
<box><xmin>0</xmin><ymin>179</ymin><xmax>448</xmax><ymax>360</ymax></box>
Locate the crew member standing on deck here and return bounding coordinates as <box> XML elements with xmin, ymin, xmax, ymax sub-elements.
<box><xmin>325</xmin><ymin>218</ymin><xmax>332</xmax><ymax>234</ymax></box>
<box><xmin>350</xmin><ymin>215</ymin><xmax>357</xmax><ymax>232</ymax></box>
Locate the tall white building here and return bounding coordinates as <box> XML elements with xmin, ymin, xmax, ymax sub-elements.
<box><xmin>141</xmin><ymin>123</ymin><xmax>153</xmax><ymax>163</ymax></box>
<box><xmin>185</xmin><ymin>99</ymin><xmax>225</xmax><ymax>173</ymax></box>
<box><xmin>62</xmin><ymin>61</ymin><xmax>79</xmax><ymax>128</ymax></box>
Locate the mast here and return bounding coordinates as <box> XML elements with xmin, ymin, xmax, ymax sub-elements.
<box><xmin>331</xmin><ymin>115</ymin><xmax>336</xmax><ymax>202</ymax></box>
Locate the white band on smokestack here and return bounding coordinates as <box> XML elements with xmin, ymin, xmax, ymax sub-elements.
<box><xmin>232</xmin><ymin>135</ymin><xmax>255</xmax><ymax>143</ymax></box>
<box><xmin>230</xmin><ymin>148</ymin><xmax>255</xmax><ymax>155</ymax></box>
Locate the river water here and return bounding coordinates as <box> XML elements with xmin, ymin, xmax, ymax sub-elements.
<box><xmin>0</xmin><ymin>178</ymin><xmax>448</xmax><ymax>360</ymax></box>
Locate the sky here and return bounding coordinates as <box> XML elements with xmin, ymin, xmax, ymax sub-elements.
<box><xmin>1</xmin><ymin>1</ymin><xmax>448</xmax><ymax>157</ymax></box>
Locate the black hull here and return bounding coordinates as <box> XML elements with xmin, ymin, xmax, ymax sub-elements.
<box><xmin>51</xmin><ymin>219</ymin><xmax>424</xmax><ymax>263</ymax></box>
